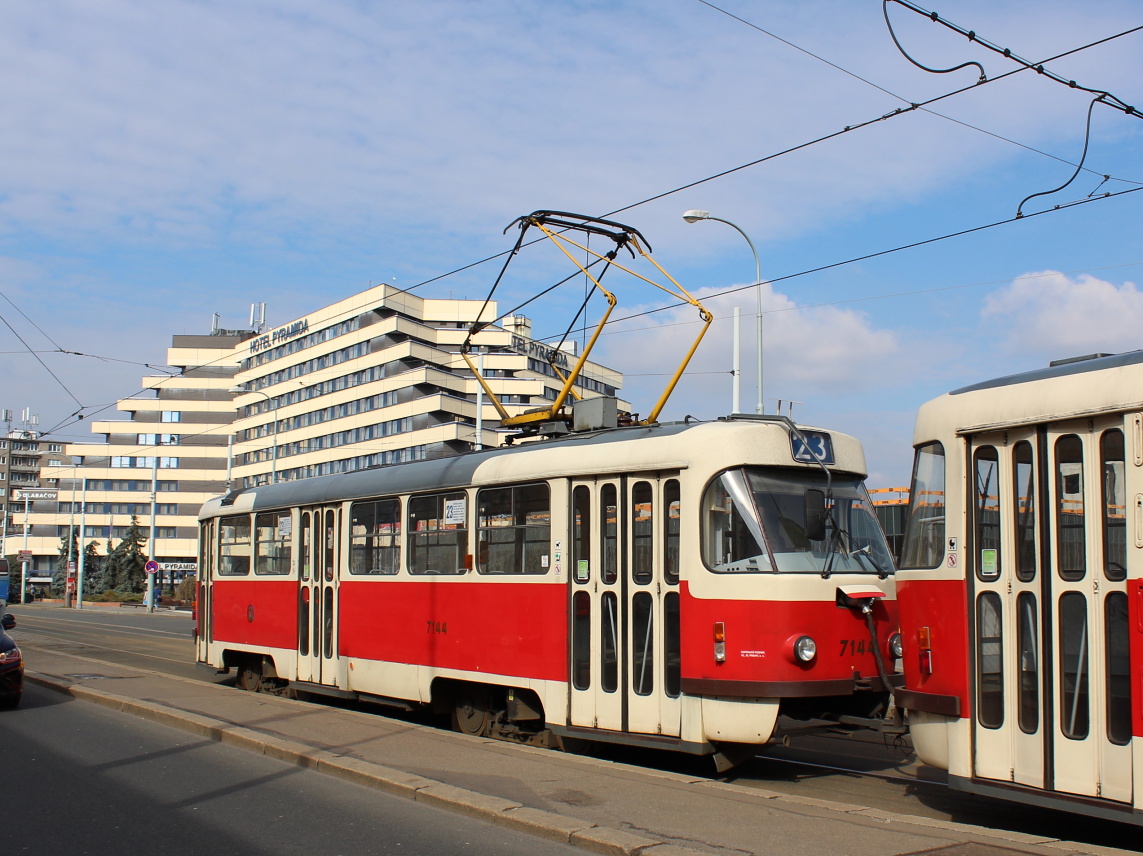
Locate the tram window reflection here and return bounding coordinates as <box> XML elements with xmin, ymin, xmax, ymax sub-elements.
<box><xmin>1105</xmin><ymin>591</ymin><xmax>1131</xmax><ymax>746</ymax></box>
<box><xmin>408</xmin><ymin>492</ymin><xmax>468</xmax><ymax>574</ymax></box>
<box><xmin>1055</xmin><ymin>435</ymin><xmax>1086</xmax><ymax>582</ymax></box>
<box><xmin>977</xmin><ymin>591</ymin><xmax>1004</xmax><ymax>729</ymax></box>
<box><xmin>1013</xmin><ymin>442</ymin><xmax>1037</xmax><ymax>582</ymax></box>
<box><xmin>218</xmin><ymin>514</ymin><xmax>251</xmax><ymax>576</ymax></box>
<box><xmin>254</xmin><ymin>512</ymin><xmax>292</xmax><ymax>575</ymax></box>
<box><xmin>477</xmin><ymin>483</ymin><xmax>550</xmax><ymax>575</ymax></box>
<box><xmin>1059</xmin><ymin>592</ymin><xmax>1090</xmax><ymax>740</ymax></box>
<box><xmin>973</xmin><ymin>446</ymin><xmax>1001</xmax><ymax>579</ymax></box>
<box><xmin>1101</xmin><ymin>430</ymin><xmax>1126</xmax><ymax>582</ymax></box>
<box><xmin>900</xmin><ymin>442</ymin><xmax>945</xmax><ymax>570</ymax></box>
<box><xmin>350</xmin><ymin>498</ymin><xmax>401</xmax><ymax>575</ymax></box>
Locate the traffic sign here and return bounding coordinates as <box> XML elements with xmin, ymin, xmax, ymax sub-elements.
<box><xmin>144</xmin><ymin>560</ymin><xmax>159</xmax><ymax>575</ymax></box>
<box><xmin>17</xmin><ymin>550</ymin><xmax>32</xmax><ymax>562</ymax></box>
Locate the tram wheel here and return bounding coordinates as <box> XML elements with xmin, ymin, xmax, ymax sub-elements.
<box><xmin>237</xmin><ymin>659</ymin><xmax>263</xmax><ymax>693</ymax></box>
<box><xmin>452</xmin><ymin>684</ymin><xmax>491</xmax><ymax>736</ymax></box>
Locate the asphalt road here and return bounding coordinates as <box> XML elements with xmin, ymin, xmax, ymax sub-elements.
<box><xmin>11</xmin><ymin>604</ymin><xmax>1143</xmax><ymax>852</ymax></box>
<box><xmin>4</xmin><ymin>682</ymin><xmax>587</xmax><ymax>856</ymax></box>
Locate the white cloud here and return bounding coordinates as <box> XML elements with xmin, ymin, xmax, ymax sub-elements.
<box><xmin>590</xmin><ymin>282</ymin><xmax>899</xmax><ymax>422</ymax></box>
<box><xmin>981</xmin><ymin>270</ymin><xmax>1143</xmax><ymax>359</ymax></box>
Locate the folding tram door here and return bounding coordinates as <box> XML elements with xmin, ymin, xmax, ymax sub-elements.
<box><xmin>968</xmin><ymin>418</ymin><xmax>1132</xmax><ymax>803</ymax></box>
<box><xmin>296</xmin><ymin>505</ymin><xmax>344</xmax><ymax>686</ymax></box>
<box><xmin>568</xmin><ymin>474</ymin><xmax>682</xmax><ymax>738</ymax></box>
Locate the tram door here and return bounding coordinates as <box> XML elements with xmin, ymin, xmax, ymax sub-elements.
<box><xmin>969</xmin><ymin>420</ymin><xmax>1132</xmax><ymax>802</ymax></box>
<box><xmin>568</xmin><ymin>475</ymin><xmax>682</xmax><ymax>737</ymax></box>
<box><xmin>297</xmin><ymin>506</ymin><xmax>343</xmax><ymax>686</ymax></box>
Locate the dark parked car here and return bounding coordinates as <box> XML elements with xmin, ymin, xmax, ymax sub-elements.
<box><xmin>0</xmin><ymin>612</ymin><xmax>22</xmax><ymax>708</ymax></box>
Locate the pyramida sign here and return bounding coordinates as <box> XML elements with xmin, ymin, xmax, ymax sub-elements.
<box><xmin>248</xmin><ymin>318</ymin><xmax>311</xmax><ymax>355</ymax></box>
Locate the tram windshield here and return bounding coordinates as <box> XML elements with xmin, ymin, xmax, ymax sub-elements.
<box><xmin>703</xmin><ymin>467</ymin><xmax>894</xmax><ymax>576</ymax></box>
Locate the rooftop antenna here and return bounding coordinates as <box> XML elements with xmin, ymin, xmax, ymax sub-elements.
<box><xmin>250</xmin><ymin>302</ymin><xmax>267</xmax><ymax>333</ymax></box>
<box><xmin>20</xmin><ymin>408</ymin><xmax>39</xmax><ymax>435</ymax></box>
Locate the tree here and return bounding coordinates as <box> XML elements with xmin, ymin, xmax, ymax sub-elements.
<box><xmin>105</xmin><ymin>516</ymin><xmax>148</xmax><ymax>593</ymax></box>
<box><xmin>83</xmin><ymin>541</ymin><xmax>107</xmax><ymax>594</ymax></box>
<box><xmin>53</xmin><ymin>526</ymin><xmax>79</xmax><ymax>597</ymax></box>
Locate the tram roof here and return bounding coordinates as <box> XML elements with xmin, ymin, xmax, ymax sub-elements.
<box><xmin>915</xmin><ymin>349</ymin><xmax>1143</xmax><ymax>441</ymax></box>
<box><xmin>202</xmin><ymin>415</ymin><xmax>866</xmax><ymax>518</ymax></box>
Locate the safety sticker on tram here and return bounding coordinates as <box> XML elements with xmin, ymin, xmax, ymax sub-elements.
<box><xmin>947</xmin><ymin>553</ymin><xmax>957</xmax><ymax>568</ymax></box>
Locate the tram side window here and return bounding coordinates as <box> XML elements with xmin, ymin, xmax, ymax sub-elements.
<box><xmin>218</xmin><ymin>515</ymin><xmax>251</xmax><ymax>576</ymax></box>
<box><xmin>631</xmin><ymin>481</ymin><xmax>653</xmax><ymax>584</ymax></box>
<box><xmin>1013</xmin><ymin>442</ymin><xmax>1037</xmax><ymax>582</ymax></box>
<box><xmin>1105</xmin><ymin>591</ymin><xmax>1131</xmax><ymax>746</ymax></box>
<box><xmin>973</xmin><ymin>446</ymin><xmax>1002</xmax><ymax>579</ymax></box>
<box><xmin>350</xmin><ymin>498</ymin><xmax>401</xmax><ymax>575</ymax></box>
<box><xmin>1059</xmin><ymin>592</ymin><xmax>1090</xmax><ymax>739</ymax></box>
<box><xmin>976</xmin><ymin>591</ymin><xmax>1004</xmax><ymax>729</ymax></box>
<box><xmin>1055</xmin><ymin>435</ymin><xmax>1086</xmax><ymax>582</ymax></box>
<box><xmin>664</xmin><ymin>479</ymin><xmax>680</xmax><ymax>585</ymax></box>
<box><xmin>408</xmin><ymin>492</ymin><xmax>468</xmax><ymax>574</ymax></box>
<box><xmin>254</xmin><ymin>512</ymin><xmax>292</xmax><ymax>575</ymax></box>
<box><xmin>1017</xmin><ymin>592</ymin><xmax>1039</xmax><ymax>734</ymax></box>
<box><xmin>477</xmin><ymin>483</ymin><xmax>549</xmax><ymax>575</ymax></box>
<box><xmin>702</xmin><ymin>472</ymin><xmax>767</xmax><ymax>573</ymax></box>
<box><xmin>601</xmin><ymin>484</ymin><xmax>618</xmax><ymax>585</ymax></box>
<box><xmin>1101</xmin><ymin>429</ymin><xmax>1126</xmax><ymax>582</ymax></box>
<box><xmin>899</xmin><ymin>443</ymin><xmax>945</xmax><ymax>569</ymax></box>
<box><xmin>572</xmin><ymin>486</ymin><xmax>590</xmax><ymax>583</ymax></box>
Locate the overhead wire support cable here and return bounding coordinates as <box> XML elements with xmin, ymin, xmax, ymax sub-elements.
<box><xmin>884</xmin><ymin>0</ymin><xmax>1140</xmax><ymax>118</ymax></box>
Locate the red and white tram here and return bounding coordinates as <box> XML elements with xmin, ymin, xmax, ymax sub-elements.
<box><xmin>196</xmin><ymin>415</ymin><xmax>898</xmax><ymax>769</ymax></box>
<box><xmin>896</xmin><ymin>351</ymin><xmax>1143</xmax><ymax>822</ymax></box>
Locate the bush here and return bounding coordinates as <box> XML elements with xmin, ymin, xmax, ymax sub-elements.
<box><xmin>87</xmin><ymin>590</ymin><xmax>144</xmax><ymax>603</ymax></box>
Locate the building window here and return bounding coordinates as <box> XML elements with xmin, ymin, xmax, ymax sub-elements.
<box><xmin>162</xmin><ymin>411</ymin><xmax>181</xmax><ymax>423</ymax></box>
<box><xmin>138</xmin><ymin>434</ymin><xmax>180</xmax><ymax>445</ymax></box>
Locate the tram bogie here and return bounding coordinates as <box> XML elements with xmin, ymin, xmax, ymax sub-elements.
<box><xmin>195</xmin><ymin>416</ymin><xmax>899</xmax><ymax>765</ymax></box>
<box><xmin>896</xmin><ymin>351</ymin><xmax>1143</xmax><ymax>824</ymax></box>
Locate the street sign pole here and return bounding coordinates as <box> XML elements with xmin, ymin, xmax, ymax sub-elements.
<box><xmin>147</xmin><ymin>453</ymin><xmax>158</xmax><ymax>612</ymax></box>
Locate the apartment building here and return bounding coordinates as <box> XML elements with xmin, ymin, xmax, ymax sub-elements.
<box><xmin>18</xmin><ymin>282</ymin><xmax>625</xmax><ymax>592</ymax></box>
<box><xmin>19</xmin><ymin>332</ymin><xmax>249</xmax><ymax>591</ymax></box>
<box><xmin>228</xmin><ymin>283</ymin><xmax>624</xmax><ymax>488</ymax></box>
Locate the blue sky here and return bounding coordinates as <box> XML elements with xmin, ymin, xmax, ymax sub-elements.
<box><xmin>1</xmin><ymin>0</ymin><xmax>1140</xmax><ymax>487</ymax></box>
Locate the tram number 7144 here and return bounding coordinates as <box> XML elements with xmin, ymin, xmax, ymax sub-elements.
<box><xmin>839</xmin><ymin>638</ymin><xmax>871</xmax><ymax>657</ymax></box>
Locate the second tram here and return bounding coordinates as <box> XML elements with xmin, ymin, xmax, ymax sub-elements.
<box><xmin>196</xmin><ymin>415</ymin><xmax>899</xmax><ymax>769</ymax></box>
<box><xmin>896</xmin><ymin>351</ymin><xmax>1143</xmax><ymax>822</ymax></box>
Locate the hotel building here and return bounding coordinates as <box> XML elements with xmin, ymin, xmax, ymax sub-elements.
<box><xmin>19</xmin><ymin>282</ymin><xmax>624</xmax><ymax>592</ymax></box>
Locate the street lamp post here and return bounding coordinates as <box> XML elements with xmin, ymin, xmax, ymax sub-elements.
<box><xmin>230</xmin><ymin>385</ymin><xmax>279</xmax><ymax>485</ymax></box>
<box><xmin>684</xmin><ymin>210</ymin><xmax>764</xmax><ymax>415</ymax></box>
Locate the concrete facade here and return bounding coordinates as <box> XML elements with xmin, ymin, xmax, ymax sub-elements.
<box><xmin>15</xmin><ymin>282</ymin><xmax>625</xmax><ymax>594</ymax></box>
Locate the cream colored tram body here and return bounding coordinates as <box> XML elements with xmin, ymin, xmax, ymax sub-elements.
<box><xmin>897</xmin><ymin>351</ymin><xmax>1143</xmax><ymax>822</ymax></box>
<box><xmin>196</xmin><ymin>416</ymin><xmax>897</xmax><ymax>768</ymax></box>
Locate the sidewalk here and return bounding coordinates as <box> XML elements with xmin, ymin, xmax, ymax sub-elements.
<box><xmin>22</xmin><ymin>645</ymin><xmax>1130</xmax><ymax>856</ymax></box>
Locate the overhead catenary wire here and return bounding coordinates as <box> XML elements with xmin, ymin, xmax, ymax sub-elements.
<box><xmin>696</xmin><ymin>0</ymin><xmax>1142</xmax><ymax>185</ymax></box>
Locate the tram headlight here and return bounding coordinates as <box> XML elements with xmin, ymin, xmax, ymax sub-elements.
<box><xmin>889</xmin><ymin>632</ymin><xmax>904</xmax><ymax>659</ymax></box>
<box><xmin>793</xmin><ymin>635</ymin><xmax>817</xmax><ymax>663</ymax></box>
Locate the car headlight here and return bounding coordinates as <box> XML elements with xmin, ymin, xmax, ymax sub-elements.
<box><xmin>793</xmin><ymin>635</ymin><xmax>817</xmax><ymax>663</ymax></box>
<box><xmin>0</xmin><ymin>646</ymin><xmax>21</xmax><ymax>665</ymax></box>
<box><xmin>889</xmin><ymin>632</ymin><xmax>904</xmax><ymax>659</ymax></box>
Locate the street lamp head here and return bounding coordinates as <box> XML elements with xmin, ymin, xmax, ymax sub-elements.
<box><xmin>682</xmin><ymin>209</ymin><xmax>711</xmax><ymax>224</ymax></box>
<box><xmin>228</xmin><ymin>384</ymin><xmax>250</xmax><ymax>394</ymax></box>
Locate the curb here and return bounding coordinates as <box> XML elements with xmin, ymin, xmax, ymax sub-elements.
<box><xmin>25</xmin><ymin>670</ymin><xmax>707</xmax><ymax>856</ymax></box>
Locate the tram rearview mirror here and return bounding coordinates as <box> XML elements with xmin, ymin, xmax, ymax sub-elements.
<box><xmin>804</xmin><ymin>489</ymin><xmax>827</xmax><ymax>541</ymax></box>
